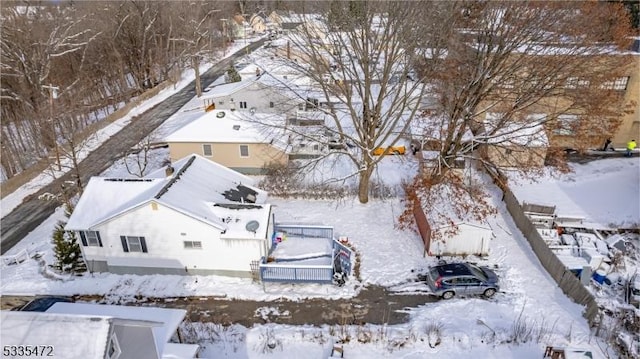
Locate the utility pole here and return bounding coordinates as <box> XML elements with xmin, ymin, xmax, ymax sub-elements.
<box><xmin>42</xmin><ymin>84</ymin><xmax>61</xmax><ymax>171</ymax></box>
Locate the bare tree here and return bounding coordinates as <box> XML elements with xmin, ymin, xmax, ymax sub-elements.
<box><xmin>167</xmin><ymin>2</ymin><xmax>223</xmax><ymax>97</ymax></box>
<box><xmin>400</xmin><ymin>1</ymin><xmax>634</xmax><ymax>228</ymax></box>
<box><xmin>271</xmin><ymin>1</ymin><xmax>439</xmax><ymax>203</ymax></box>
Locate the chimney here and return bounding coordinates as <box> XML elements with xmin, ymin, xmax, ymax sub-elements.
<box><xmin>256</xmin><ymin>67</ymin><xmax>261</xmax><ymax>77</ymax></box>
<box><xmin>165</xmin><ymin>165</ymin><xmax>174</xmax><ymax>177</ymax></box>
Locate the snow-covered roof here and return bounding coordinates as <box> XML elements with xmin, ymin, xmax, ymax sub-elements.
<box><xmin>1</xmin><ymin>311</ymin><xmax>111</xmax><ymax>359</ymax></box>
<box><xmin>164</xmin><ymin>110</ymin><xmax>286</xmax><ymax>146</ymax></box>
<box><xmin>47</xmin><ymin>302</ymin><xmax>189</xmax><ymax>357</ymax></box>
<box><xmin>66</xmin><ymin>154</ymin><xmax>268</xmax><ymax>232</ymax></box>
<box><xmin>482</xmin><ymin>113</ymin><xmax>549</xmax><ymax>147</ymax></box>
<box><xmin>212</xmin><ymin>203</ymin><xmax>272</xmax><ymax>240</ymax></box>
<box><xmin>201</xmin><ymin>78</ymin><xmax>256</xmax><ymax>97</ymax></box>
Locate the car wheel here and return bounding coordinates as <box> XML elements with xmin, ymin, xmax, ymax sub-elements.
<box><xmin>442</xmin><ymin>291</ymin><xmax>455</xmax><ymax>300</ymax></box>
<box><xmin>483</xmin><ymin>288</ymin><xmax>496</xmax><ymax>298</ymax></box>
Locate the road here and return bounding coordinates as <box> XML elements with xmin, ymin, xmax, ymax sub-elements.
<box><xmin>0</xmin><ymin>285</ymin><xmax>438</xmax><ymax>326</ymax></box>
<box><xmin>0</xmin><ymin>40</ymin><xmax>266</xmax><ymax>254</ymax></box>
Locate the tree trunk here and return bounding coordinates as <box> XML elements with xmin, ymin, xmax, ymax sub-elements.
<box><xmin>357</xmin><ymin>165</ymin><xmax>373</xmax><ymax>204</ymax></box>
<box><xmin>193</xmin><ymin>56</ymin><xmax>202</xmax><ymax>97</ymax></box>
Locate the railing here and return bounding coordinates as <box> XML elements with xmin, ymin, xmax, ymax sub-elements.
<box><xmin>260</xmin><ymin>262</ymin><xmax>333</xmax><ymax>283</ymax></box>
<box><xmin>260</xmin><ymin>224</ymin><xmax>353</xmax><ymax>284</ymax></box>
<box><xmin>273</xmin><ymin>224</ymin><xmax>334</xmax><ymax>240</ymax></box>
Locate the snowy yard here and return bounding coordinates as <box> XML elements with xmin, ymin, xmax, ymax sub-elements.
<box><xmin>3</xmin><ymin>38</ymin><xmax>636</xmax><ymax>358</ymax></box>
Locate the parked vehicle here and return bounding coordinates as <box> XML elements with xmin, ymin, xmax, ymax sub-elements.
<box><xmin>372</xmin><ymin>146</ymin><xmax>405</xmax><ymax>156</ymax></box>
<box><xmin>424</xmin><ymin>262</ymin><xmax>499</xmax><ymax>299</ymax></box>
<box><xmin>14</xmin><ymin>296</ymin><xmax>73</xmax><ymax>312</ymax></box>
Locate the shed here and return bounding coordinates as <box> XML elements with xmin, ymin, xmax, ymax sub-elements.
<box><xmin>430</xmin><ymin>222</ymin><xmax>494</xmax><ymax>257</ymax></box>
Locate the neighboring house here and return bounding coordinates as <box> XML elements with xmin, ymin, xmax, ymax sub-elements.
<box><xmin>611</xmin><ymin>37</ymin><xmax>640</xmax><ymax>150</ymax></box>
<box><xmin>478</xmin><ymin>113</ymin><xmax>549</xmax><ymax>168</ymax></box>
<box><xmin>230</xmin><ymin>14</ymin><xmax>248</xmax><ymax>39</ymax></box>
<box><xmin>200</xmin><ymin>70</ymin><xmax>299</xmax><ymax>115</ymax></box>
<box><xmin>2</xmin><ymin>304</ymin><xmax>197</xmax><ymax>359</ymax></box>
<box><xmin>65</xmin><ymin>154</ymin><xmax>275</xmax><ymax>277</ymax></box>
<box><xmin>249</xmin><ymin>13</ymin><xmax>267</xmax><ymax>34</ymax></box>
<box><xmin>164</xmin><ymin>110</ymin><xmax>288</xmax><ymax>174</ymax></box>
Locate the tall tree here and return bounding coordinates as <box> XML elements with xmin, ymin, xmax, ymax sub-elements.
<box><xmin>401</xmin><ymin>0</ymin><xmax>634</xmax><ymax>228</ymax></box>
<box><xmin>275</xmin><ymin>1</ymin><xmax>438</xmax><ymax>203</ymax></box>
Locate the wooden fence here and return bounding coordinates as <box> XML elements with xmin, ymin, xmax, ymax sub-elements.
<box><xmin>486</xmin><ymin>166</ymin><xmax>599</xmax><ymax>325</ymax></box>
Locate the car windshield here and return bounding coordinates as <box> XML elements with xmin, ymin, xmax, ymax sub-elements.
<box><xmin>429</xmin><ymin>268</ymin><xmax>439</xmax><ymax>280</ymax></box>
<box><xmin>467</xmin><ymin>264</ymin><xmax>488</xmax><ymax>281</ymax></box>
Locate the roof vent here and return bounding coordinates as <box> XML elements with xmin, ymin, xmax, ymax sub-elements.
<box><xmin>246</xmin><ymin>220</ymin><xmax>260</xmax><ymax>233</ymax></box>
<box><xmin>233</xmin><ymin>125</ymin><xmax>241</xmax><ymax>130</ymax></box>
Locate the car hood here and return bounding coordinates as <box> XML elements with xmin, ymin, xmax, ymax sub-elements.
<box><xmin>482</xmin><ymin>267</ymin><xmax>499</xmax><ymax>284</ymax></box>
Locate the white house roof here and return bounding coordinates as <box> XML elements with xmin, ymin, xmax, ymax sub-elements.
<box><xmin>164</xmin><ymin>110</ymin><xmax>286</xmax><ymax>146</ymax></box>
<box><xmin>201</xmin><ymin>77</ymin><xmax>257</xmax><ymax>97</ymax></box>
<box><xmin>1</xmin><ymin>311</ymin><xmax>111</xmax><ymax>359</ymax></box>
<box><xmin>482</xmin><ymin>113</ymin><xmax>549</xmax><ymax>147</ymax></box>
<box><xmin>66</xmin><ymin>154</ymin><xmax>269</xmax><ymax>231</ymax></box>
<box><xmin>47</xmin><ymin>302</ymin><xmax>189</xmax><ymax>357</ymax></box>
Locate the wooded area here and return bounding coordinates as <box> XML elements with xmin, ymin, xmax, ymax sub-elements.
<box><xmin>0</xmin><ymin>0</ymin><xmax>240</xmax><ymax>180</ymax></box>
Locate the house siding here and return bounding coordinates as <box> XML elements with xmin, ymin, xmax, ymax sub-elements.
<box><xmin>482</xmin><ymin>145</ymin><xmax>547</xmax><ymax>168</ymax></box>
<box><xmin>81</xmin><ymin>202</ymin><xmax>268</xmax><ymax>276</ymax></box>
<box><xmin>167</xmin><ymin>143</ymin><xmax>287</xmax><ymax>174</ymax></box>
<box><xmin>207</xmin><ymin>82</ymin><xmax>299</xmax><ymax>115</ymax></box>
<box><xmin>114</xmin><ymin>325</ymin><xmax>158</xmax><ymax>359</ymax></box>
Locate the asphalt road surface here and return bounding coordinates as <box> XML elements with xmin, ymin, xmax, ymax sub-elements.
<box><xmin>0</xmin><ymin>39</ymin><xmax>266</xmax><ymax>254</ymax></box>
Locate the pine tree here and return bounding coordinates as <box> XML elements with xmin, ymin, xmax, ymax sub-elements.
<box><xmin>51</xmin><ymin>206</ymin><xmax>87</xmax><ymax>274</ymax></box>
<box><xmin>226</xmin><ymin>65</ymin><xmax>242</xmax><ymax>83</ymax></box>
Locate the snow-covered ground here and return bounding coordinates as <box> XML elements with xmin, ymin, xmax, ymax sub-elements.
<box><xmin>508</xmin><ymin>158</ymin><xmax>640</xmax><ymax>228</ymax></box>
<box><xmin>3</xmin><ymin>38</ymin><xmax>636</xmax><ymax>358</ymax></box>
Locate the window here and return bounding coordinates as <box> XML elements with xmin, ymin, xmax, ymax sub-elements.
<box><xmin>239</xmin><ymin>145</ymin><xmax>249</xmax><ymax>157</ymax></box>
<box><xmin>107</xmin><ymin>335</ymin><xmax>121</xmax><ymax>359</ymax></box>
<box><xmin>183</xmin><ymin>241</ymin><xmax>203</xmax><ymax>249</ymax></box>
<box><xmin>120</xmin><ymin>236</ymin><xmax>148</xmax><ymax>253</ymax></box>
<box><xmin>298</xmin><ymin>103</ymin><xmax>304</xmax><ymax>111</ymax></box>
<box><xmin>202</xmin><ymin>144</ymin><xmax>212</xmax><ymax>157</ymax></box>
<box><xmin>269</xmin><ymin>101</ymin><xmax>274</xmax><ymax>108</ymax></box>
<box><xmin>79</xmin><ymin>231</ymin><xmax>102</xmax><ymax>247</ymax></box>
<box><xmin>601</xmin><ymin>76</ymin><xmax>630</xmax><ymax>91</ymax></box>
<box><xmin>565</xmin><ymin>77</ymin><xmax>589</xmax><ymax>89</ymax></box>
<box><xmin>555</xmin><ymin>114</ymin><xmax>578</xmax><ymax>136</ymax></box>
<box><xmin>239</xmin><ymin>101</ymin><xmax>247</xmax><ymax>109</ymax></box>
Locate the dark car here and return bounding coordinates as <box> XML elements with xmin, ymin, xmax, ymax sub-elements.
<box><xmin>15</xmin><ymin>296</ymin><xmax>73</xmax><ymax>312</ymax></box>
<box><xmin>425</xmin><ymin>262</ymin><xmax>499</xmax><ymax>299</ymax></box>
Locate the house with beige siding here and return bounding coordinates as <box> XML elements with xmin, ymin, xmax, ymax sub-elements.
<box><xmin>164</xmin><ymin>110</ymin><xmax>288</xmax><ymax>175</ymax></box>
<box><xmin>478</xmin><ymin>113</ymin><xmax>549</xmax><ymax>168</ymax></box>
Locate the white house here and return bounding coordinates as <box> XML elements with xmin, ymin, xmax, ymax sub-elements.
<box><xmin>65</xmin><ymin>154</ymin><xmax>275</xmax><ymax>277</ymax></box>
<box><xmin>2</xmin><ymin>303</ymin><xmax>197</xmax><ymax>359</ymax></box>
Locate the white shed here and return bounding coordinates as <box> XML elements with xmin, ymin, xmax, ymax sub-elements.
<box><xmin>429</xmin><ymin>222</ymin><xmax>494</xmax><ymax>257</ymax></box>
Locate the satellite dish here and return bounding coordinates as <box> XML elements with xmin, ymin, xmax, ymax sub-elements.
<box><xmin>216</xmin><ymin>111</ymin><xmax>226</xmax><ymax>118</ymax></box>
<box><xmin>246</xmin><ymin>220</ymin><xmax>260</xmax><ymax>232</ymax></box>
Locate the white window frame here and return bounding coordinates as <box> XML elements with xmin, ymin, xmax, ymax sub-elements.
<box><xmin>183</xmin><ymin>241</ymin><xmax>203</xmax><ymax>249</ymax></box>
<box><xmin>239</xmin><ymin>101</ymin><xmax>247</xmax><ymax>109</ymax></box>
<box><xmin>127</xmin><ymin>236</ymin><xmax>144</xmax><ymax>253</ymax></box>
<box><xmin>613</xmin><ymin>76</ymin><xmax>629</xmax><ymax>90</ymax></box>
<box><xmin>202</xmin><ymin>144</ymin><xmax>212</xmax><ymax>157</ymax></box>
<box><xmin>239</xmin><ymin>145</ymin><xmax>249</xmax><ymax>157</ymax></box>
<box><xmin>84</xmin><ymin>231</ymin><xmax>100</xmax><ymax>247</ymax></box>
